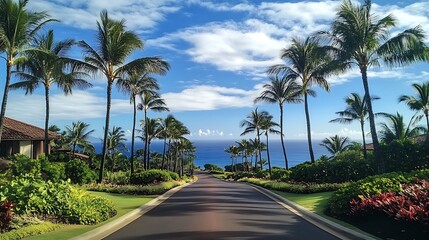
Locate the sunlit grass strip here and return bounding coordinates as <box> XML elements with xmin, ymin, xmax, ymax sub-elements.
<box><xmin>239</xmin><ymin>177</ymin><xmax>346</xmax><ymax>193</ymax></box>
<box><xmin>0</xmin><ymin>222</ymin><xmax>61</xmax><ymax>240</ymax></box>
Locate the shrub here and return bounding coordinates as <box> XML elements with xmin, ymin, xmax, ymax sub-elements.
<box><xmin>0</xmin><ymin>222</ymin><xmax>60</xmax><ymax>240</ymax></box>
<box><xmin>0</xmin><ymin>176</ymin><xmax>115</xmax><ymax>225</ymax></box>
<box><xmin>271</xmin><ymin>168</ymin><xmax>291</xmax><ymax>181</ymax></box>
<box><xmin>0</xmin><ymin>200</ymin><xmax>14</xmax><ymax>233</ymax></box>
<box><xmin>204</xmin><ymin>164</ymin><xmax>223</xmax><ymax>172</ymax></box>
<box><xmin>224</xmin><ymin>163</ymin><xmax>245</xmax><ymax>172</ymax></box>
<box><xmin>325</xmin><ymin>171</ymin><xmax>428</xmax><ymax>217</ymax></box>
<box><xmin>350</xmin><ymin>179</ymin><xmax>429</xmax><ymax>226</ymax></box>
<box><xmin>65</xmin><ymin>159</ymin><xmax>96</xmax><ymax>184</ymax></box>
<box><xmin>130</xmin><ymin>170</ymin><xmax>174</xmax><ymax>185</ymax></box>
<box><xmin>86</xmin><ymin>181</ymin><xmax>182</xmax><ymax>195</ymax></box>
<box><xmin>104</xmin><ymin>171</ymin><xmax>130</xmax><ymax>185</ymax></box>
<box><xmin>10</xmin><ymin>155</ymin><xmax>41</xmax><ymax>178</ymax></box>
<box><xmin>168</xmin><ymin>171</ymin><xmax>180</xmax><ymax>180</ymax></box>
<box><xmin>381</xmin><ymin>140</ymin><xmax>429</xmax><ymax>172</ymax></box>
<box><xmin>39</xmin><ymin>154</ymin><xmax>66</xmax><ymax>183</ymax></box>
<box><xmin>239</xmin><ymin>178</ymin><xmax>345</xmax><ymax>194</ymax></box>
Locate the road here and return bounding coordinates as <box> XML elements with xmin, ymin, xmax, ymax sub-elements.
<box><xmin>104</xmin><ymin>172</ymin><xmax>340</xmax><ymax>240</ymax></box>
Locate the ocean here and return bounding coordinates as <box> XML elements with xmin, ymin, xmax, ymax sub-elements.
<box><xmin>92</xmin><ymin>140</ymin><xmax>329</xmax><ymax>169</ymax></box>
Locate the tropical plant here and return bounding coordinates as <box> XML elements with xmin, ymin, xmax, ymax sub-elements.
<box><xmin>225</xmin><ymin>145</ymin><xmax>239</xmax><ymax>172</ymax></box>
<box><xmin>106</xmin><ymin>126</ymin><xmax>127</xmax><ymax>172</ymax></box>
<box><xmin>137</xmin><ymin>91</ymin><xmax>169</xmax><ymax>169</ymax></box>
<box><xmin>79</xmin><ymin>10</ymin><xmax>169</xmax><ymax>182</ymax></box>
<box><xmin>330</xmin><ymin>93</ymin><xmax>379</xmax><ymax>158</ymax></box>
<box><xmin>399</xmin><ymin>82</ymin><xmax>429</xmax><ymax>138</ymax></box>
<box><xmin>10</xmin><ymin>30</ymin><xmax>93</xmax><ymax>154</ymax></box>
<box><xmin>138</xmin><ymin>118</ymin><xmax>162</xmax><ymax>169</ymax></box>
<box><xmin>378</xmin><ymin>112</ymin><xmax>425</xmax><ymax>143</ymax></box>
<box><xmin>260</xmin><ymin>113</ymin><xmax>280</xmax><ymax>175</ymax></box>
<box><xmin>325</xmin><ymin>0</ymin><xmax>427</xmax><ymax>171</ymax></box>
<box><xmin>0</xmin><ymin>0</ymin><xmax>54</xmax><ymax>142</ymax></box>
<box><xmin>117</xmin><ymin>71</ymin><xmax>159</xmax><ymax>174</ymax></box>
<box><xmin>255</xmin><ymin>73</ymin><xmax>302</xmax><ymax>169</ymax></box>
<box><xmin>240</xmin><ymin>108</ymin><xmax>269</xmax><ymax>169</ymax></box>
<box><xmin>320</xmin><ymin>135</ymin><xmax>351</xmax><ymax>157</ymax></box>
<box><xmin>268</xmin><ymin>36</ymin><xmax>337</xmax><ymax>163</ymax></box>
<box><xmin>64</xmin><ymin>121</ymin><xmax>94</xmax><ymax>155</ymax></box>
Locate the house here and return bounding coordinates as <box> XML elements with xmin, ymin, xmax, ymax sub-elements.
<box><xmin>0</xmin><ymin>117</ymin><xmax>59</xmax><ymax>159</ymax></box>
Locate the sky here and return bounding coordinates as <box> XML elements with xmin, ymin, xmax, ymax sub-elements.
<box><xmin>1</xmin><ymin>0</ymin><xmax>429</xmax><ymax>142</ymax></box>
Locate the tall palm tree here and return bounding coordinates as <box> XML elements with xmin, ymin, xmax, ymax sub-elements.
<box><xmin>255</xmin><ymin>74</ymin><xmax>302</xmax><ymax>169</ymax></box>
<box><xmin>107</xmin><ymin>126</ymin><xmax>127</xmax><ymax>172</ymax></box>
<box><xmin>268</xmin><ymin>36</ymin><xmax>337</xmax><ymax>163</ymax></box>
<box><xmin>378</xmin><ymin>112</ymin><xmax>425</xmax><ymax>144</ymax></box>
<box><xmin>225</xmin><ymin>145</ymin><xmax>239</xmax><ymax>172</ymax></box>
<box><xmin>138</xmin><ymin>118</ymin><xmax>162</xmax><ymax>169</ymax></box>
<box><xmin>236</xmin><ymin>139</ymin><xmax>250</xmax><ymax>171</ymax></box>
<box><xmin>0</xmin><ymin>0</ymin><xmax>54</xmax><ymax>142</ymax></box>
<box><xmin>326</xmin><ymin>0</ymin><xmax>427</xmax><ymax>171</ymax></box>
<box><xmin>240</xmin><ymin>108</ymin><xmax>269</xmax><ymax>169</ymax></box>
<box><xmin>137</xmin><ymin>91</ymin><xmax>169</xmax><ymax>169</ymax></box>
<box><xmin>65</xmin><ymin>121</ymin><xmax>94</xmax><ymax>155</ymax></box>
<box><xmin>169</xmin><ymin>119</ymin><xmax>190</xmax><ymax>173</ymax></box>
<box><xmin>159</xmin><ymin>115</ymin><xmax>177</xmax><ymax>170</ymax></box>
<box><xmin>320</xmin><ymin>135</ymin><xmax>351</xmax><ymax>158</ymax></box>
<box><xmin>260</xmin><ymin>114</ymin><xmax>280</xmax><ymax>175</ymax></box>
<box><xmin>330</xmin><ymin>93</ymin><xmax>379</xmax><ymax>158</ymax></box>
<box><xmin>399</xmin><ymin>82</ymin><xmax>429</xmax><ymax>139</ymax></box>
<box><xmin>117</xmin><ymin>71</ymin><xmax>159</xmax><ymax>174</ymax></box>
<box><xmin>79</xmin><ymin>10</ymin><xmax>169</xmax><ymax>182</ymax></box>
<box><xmin>10</xmin><ymin>30</ymin><xmax>93</xmax><ymax>155</ymax></box>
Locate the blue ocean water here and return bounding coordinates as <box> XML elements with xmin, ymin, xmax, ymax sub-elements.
<box><xmin>92</xmin><ymin>140</ymin><xmax>329</xmax><ymax>169</ymax></box>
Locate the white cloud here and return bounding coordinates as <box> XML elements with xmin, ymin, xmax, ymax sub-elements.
<box><xmin>162</xmin><ymin>84</ymin><xmax>263</xmax><ymax>112</ymax></box>
<box><xmin>198</xmin><ymin>129</ymin><xmax>224</xmax><ymax>137</ymax></box>
<box><xmin>29</xmin><ymin>0</ymin><xmax>180</xmax><ymax>32</ymax></box>
<box><xmin>297</xmin><ymin>128</ymin><xmax>363</xmax><ymax>140</ymax></box>
<box><xmin>6</xmin><ymin>90</ymin><xmax>132</xmax><ymax>125</ymax></box>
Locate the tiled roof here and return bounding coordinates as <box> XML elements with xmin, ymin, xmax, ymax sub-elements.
<box><xmin>2</xmin><ymin>117</ymin><xmax>59</xmax><ymax>140</ymax></box>
<box><xmin>364</xmin><ymin>134</ymin><xmax>427</xmax><ymax>150</ymax></box>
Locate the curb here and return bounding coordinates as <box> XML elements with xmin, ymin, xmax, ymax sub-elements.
<box><xmin>248</xmin><ymin>183</ymin><xmax>378</xmax><ymax>240</ymax></box>
<box><xmin>70</xmin><ymin>181</ymin><xmax>194</xmax><ymax>240</ymax></box>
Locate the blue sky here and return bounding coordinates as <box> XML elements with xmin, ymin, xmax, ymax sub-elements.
<box><xmin>2</xmin><ymin>0</ymin><xmax>429</xmax><ymax>142</ymax></box>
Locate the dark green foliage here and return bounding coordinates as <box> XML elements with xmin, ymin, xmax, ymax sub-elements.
<box><xmin>204</xmin><ymin>164</ymin><xmax>223</xmax><ymax>172</ymax></box>
<box><xmin>0</xmin><ymin>176</ymin><xmax>115</xmax><ymax>225</ymax></box>
<box><xmin>130</xmin><ymin>170</ymin><xmax>177</xmax><ymax>185</ymax></box>
<box><xmin>326</xmin><ymin>170</ymin><xmax>429</xmax><ymax>217</ymax></box>
<box><xmin>65</xmin><ymin>159</ymin><xmax>96</xmax><ymax>184</ymax></box>
<box><xmin>10</xmin><ymin>155</ymin><xmax>41</xmax><ymax>178</ymax></box>
<box><xmin>380</xmin><ymin>140</ymin><xmax>429</xmax><ymax>172</ymax></box>
<box><xmin>0</xmin><ymin>222</ymin><xmax>60</xmax><ymax>240</ymax></box>
<box><xmin>86</xmin><ymin>181</ymin><xmax>182</xmax><ymax>195</ymax></box>
<box><xmin>290</xmin><ymin>150</ymin><xmax>375</xmax><ymax>183</ymax></box>
<box><xmin>255</xmin><ymin>170</ymin><xmax>270</xmax><ymax>179</ymax></box>
<box><xmin>224</xmin><ymin>163</ymin><xmax>245</xmax><ymax>172</ymax></box>
<box><xmin>48</xmin><ymin>152</ymin><xmax>70</xmax><ymax>162</ymax></box>
<box><xmin>240</xmin><ymin>178</ymin><xmax>345</xmax><ymax>194</ymax></box>
<box><xmin>103</xmin><ymin>171</ymin><xmax>130</xmax><ymax>185</ymax></box>
<box><xmin>168</xmin><ymin>171</ymin><xmax>180</xmax><ymax>180</ymax></box>
<box><xmin>270</xmin><ymin>168</ymin><xmax>291</xmax><ymax>181</ymax></box>
<box><xmin>39</xmin><ymin>155</ymin><xmax>66</xmax><ymax>182</ymax></box>
<box><xmin>225</xmin><ymin>171</ymin><xmax>256</xmax><ymax>180</ymax></box>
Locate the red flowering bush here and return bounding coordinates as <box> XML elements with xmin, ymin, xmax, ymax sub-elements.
<box><xmin>0</xmin><ymin>199</ymin><xmax>14</xmax><ymax>233</ymax></box>
<box><xmin>350</xmin><ymin>179</ymin><xmax>429</xmax><ymax>226</ymax></box>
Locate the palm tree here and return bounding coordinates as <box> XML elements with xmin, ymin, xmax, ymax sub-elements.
<box><xmin>236</xmin><ymin>139</ymin><xmax>250</xmax><ymax>171</ymax></box>
<box><xmin>158</xmin><ymin>115</ymin><xmax>176</xmax><ymax>170</ymax></box>
<box><xmin>10</xmin><ymin>30</ymin><xmax>93</xmax><ymax>155</ymax></box>
<box><xmin>330</xmin><ymin>93</ymin><xmax>379</xmax><ymax>158</ymax></box>
<box><xmin>107</xmin><ymin>126</ymin><xmax>127</xmax><ymax>172</ymax></box>
<box><xmin>260</xmin><ymin>114</ymin><xmax>280</xmax><ymax>175</ymax></box>
<box><xmin>79</xmin><ymin>10</ymin><xmax>169</xmax><ymax>182</ymax></box>
<box><xmin>378</xmin><ymin>113</ymin><xmax>425</xmax><ymax>144</ymax></box>
<box><xmin>240</xmin><ymin>108</ymin><xmax>269</xmax><ymax>169</ymax></box>
<box><xmin>225</xmin><ymin>145</ymin><xmax>239</xmax><ymax>172</ymax></box>
<box><xmin>169</xmin><ymin>119</ymin><xmax>190</xmax><ymax>173</ymax></box>
<box><xmin>0</xmin><ymin>0</ymin><xmax>54</xmax><ymax>143</ymax></box>
<box><xmin>320</xmin><ymin>135</ymin><xmax>351</xmax><ymax>158</ymax></box>
<box><xmin>138</xmin><ymin>118</ymin><xmax>162</xmax><ymax>169</ymax></box>
<box><xmin>268</xmin><ymin>36</ymin><xmax>337</xmax><ymax>163</ymax></box>
<box><xmin>255</xmin><ymin>73</ymin><xmax>302</xmax><ymax>169</ymax></box>
<box><xmin>64</xmin><ymin>121</ymin><xmax>94</xmax><ymax>155</ymax></box>
<box><xmin>399</xmin><ymin>82</ymin><xmax>429</xmax><ymax>139</ymax></box>
<box><xmin>117</xmin><ymin>71</ymin><xmax>159</xmax><ymax>174</ymax></box>
<box><xmin>326</xmin><ymin>0</ymin><xmax>427</xmax><ymax>170</ymax></box>
<box><xmin>137</xmin><ymin>91</ymin><xmax>169</xmax><ymax>169</ymax></box>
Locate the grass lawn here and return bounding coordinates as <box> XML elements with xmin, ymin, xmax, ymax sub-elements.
<box><xmin>25</xmin><ymin>192</ymin><xmax>157</xmax><ymax>240</ymax></box>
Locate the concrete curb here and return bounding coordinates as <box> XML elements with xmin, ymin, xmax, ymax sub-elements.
<box><xmin>70</xmin><ymin>181</ymin><xmax>194</xmax><ymax>240</ymax></box>
<box><xmin>247</xmin><ymin>183</ymin><xmax>378</xmax><ymax>240</ymax></box>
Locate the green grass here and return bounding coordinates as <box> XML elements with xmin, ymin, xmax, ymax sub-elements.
<box><xmin>25</xmin><ymin>192</ymin><xmax>157</xmax><ymax>240</ymax></box>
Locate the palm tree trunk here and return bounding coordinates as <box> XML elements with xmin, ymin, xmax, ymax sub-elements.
<box><xmin>99</xmin><ymin>80</ymin><xmax>112</xmax><ymax>183</ymax></box>
<box><xmin>44</xmin><ymin>85</ymin><xmax>50</xmax><ymax>155</ymax></box>
<box><xmin>360</xmin><ymin>120</ymin><xmax>367</xmax><ymax>159</ymax></box>
<box><xmin>304</xmin><ymin>93</ymin><xmax>315</xmax><ymax>163</ymax></box>
<box><xmin>279</xmin><ymin>104</ymin><xmax>289</xmax><ymax>169</ymax></box>
<box><xmin>147</xmin><ymin>141</ymin><xmax>151</xmax><ymax>169</ymax></box>
<box><xmin>254</xmin><ymin>151</ymin><xmax>258</xmax><ymax>169</ymax></box>
<box><xmin>143</xmin><ymin>110</ymin><xmax>148</xmax><ymax>170</ymax></box>
<box><xmin>72</xmin><ymin>143</ymin><xmax>76</xmax><ymax>156</ymax></box>
<box><xmin>360</xmin><ymin>67</ymin><xmax>382</xmax><ymax>172</ymax></box>
<box><xmin>130</xmin><ymin>96</ymin><xmax>137</xmax><ymax>175</ymax></box>
<box><xmin>0</xmin><ymin>61</ymin><xmax>13</xmax><ymax>143</ymax></box>
<box><xmin>166</xmin><ymin>139</ymin><xmax>171</xmax><ymax>171</ymax></box>
<box><xmin>161</xmin><ymin>138</ymin><xmax>167</xmax><ymax>169</ymax></box>
<box><xmin>257</xmin><ymin>130</ymin><xmax>263</xmax><ymax>169</ymax></box>
<box><xmin>425</xmin><ymin>113</ymin><xmax>429</xmax><ymax>142</ymax></box>
<box><xmin>266</xmin><ymin>133</ymin><xmax>272</xmax><ymax>175</ymax></box>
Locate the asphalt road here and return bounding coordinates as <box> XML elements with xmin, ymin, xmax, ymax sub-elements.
<box><xmin>104</xmin><ymin>172</ymin><xmax>340</xmax><ymax>240</ymax></box>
